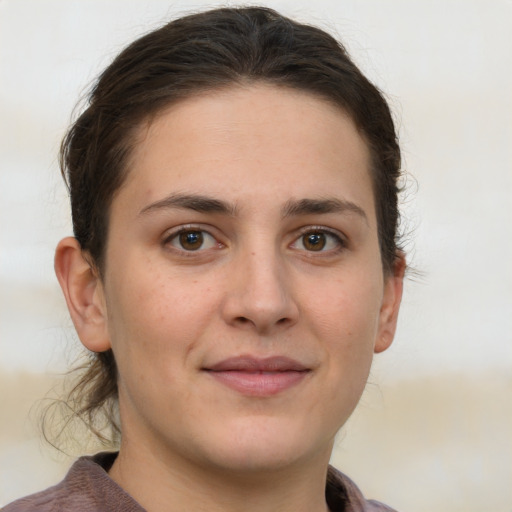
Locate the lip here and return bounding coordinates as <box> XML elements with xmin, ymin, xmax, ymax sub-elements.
<box><xmin>203</xmin><ymin>356</ymin><xmax>311</xmax><ymax>396</ymax></box>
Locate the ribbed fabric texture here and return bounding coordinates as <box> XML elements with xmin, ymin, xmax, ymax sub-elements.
<box><xmin>3</xmin><ymin>452</ymin><xmax>397</xmax><ymax>511</ymax></box>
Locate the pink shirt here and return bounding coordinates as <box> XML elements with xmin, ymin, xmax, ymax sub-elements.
<box><xmin>2</xmin><ymin>452</ymin><xmax>397</xmax><ymax>511</ymax></box>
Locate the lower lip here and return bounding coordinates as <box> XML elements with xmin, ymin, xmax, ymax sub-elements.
<box><xmin>206</xmin><ymin>370</ymin><xmax>309</xmax><ymax>396</ymax></box>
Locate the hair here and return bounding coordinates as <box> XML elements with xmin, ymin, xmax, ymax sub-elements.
<box><xmin>56</xmin><ymin>5</ymin><xmax>402</xmax><ymax>445</ymax></box>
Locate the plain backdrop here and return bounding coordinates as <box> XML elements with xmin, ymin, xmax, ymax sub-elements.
<box><xmin>1</xmin><ymin>1</ymin><xmax>511</xmax><ymax>511</ymax></box>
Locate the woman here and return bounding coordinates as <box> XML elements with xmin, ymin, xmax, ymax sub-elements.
<box><xmin>4</xmin><ymin>6</ymin><xmax>405</xmax><ymax>511</ymax></box>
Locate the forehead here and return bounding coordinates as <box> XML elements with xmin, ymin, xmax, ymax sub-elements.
<box><xmin>119</xmin><ymin>84</ymin><xmax>375</xmax><ymax>221</ymax></box>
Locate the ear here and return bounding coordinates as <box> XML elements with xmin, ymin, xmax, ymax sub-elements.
<box><xmin>54</xmin><ymin>237</ymin><xmax>111</xmax><ymax>353</ymax></box>
<box><xmin>374</xmin><ymin>252</ymin><xmax>406</xmax><ymax>354</ymax></box>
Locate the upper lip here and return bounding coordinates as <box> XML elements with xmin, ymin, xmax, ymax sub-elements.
<box><xmin>204</xmin><ymin>356</ymin><xmax>310</xmax><ymax>373</ymax></box>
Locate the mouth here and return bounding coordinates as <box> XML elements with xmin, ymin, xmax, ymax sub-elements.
<box><xmin>202</xmin><ymin>356</ymin><xmax>311</xmax><ymax>396</ymax></box>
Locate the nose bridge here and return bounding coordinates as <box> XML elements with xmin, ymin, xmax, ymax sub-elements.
<box><xmin>222</xmin><ymin>237</ymin><xmax>298</xmax><ymax>333</ymax></box>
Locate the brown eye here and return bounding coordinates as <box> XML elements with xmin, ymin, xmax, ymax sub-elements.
<box><xmin>179</xmin><ymin>231</ymin><xmax>204</xmax><ymax>250</ymax></box>
<box><xmin>167</xmin><ymin>230</ymin><xmax>218</xmax><ymax>252</ymax></box>
<box><xmin>291</xmin><ymin>230</ymin><xmax>343</xmax><ymax>253</ymax></box>
<box><xmin>302</xmin><ymin>232</ymin><xmax>326</xmax><ymax>251</ymax></box>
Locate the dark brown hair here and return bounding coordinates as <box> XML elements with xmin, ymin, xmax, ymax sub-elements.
<box><xmin>58</xmin><ymin>5</ymin><xmax>402</xmax><ymax>444</ymax></box>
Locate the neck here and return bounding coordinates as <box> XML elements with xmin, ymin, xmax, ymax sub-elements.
<box><xmin>109</xmin><ymin>438</ymin><xmax>332</xmax><ymax>512</ymax></box>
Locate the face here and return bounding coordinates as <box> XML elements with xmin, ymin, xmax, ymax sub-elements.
<box><xmin>79</xmin><ymin>85</ymin><xmax>403</xmax><ymax>474</ymax></box>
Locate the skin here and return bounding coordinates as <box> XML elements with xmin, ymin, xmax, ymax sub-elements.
<box><xmin>55</xmin><ymin>84</ymin><xmax>405</xmax><ymax>512</ymax></box>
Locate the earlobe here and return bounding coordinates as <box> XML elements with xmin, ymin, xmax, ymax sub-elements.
<box><xmin>374</xmin><ymin>252</ymin><xmax>406</xmax><ymax>354</ymax></box>
<box><xmin>54</xmin><ymin>237</ymin><xmax>111</xmax><ymax>353</ymax></box>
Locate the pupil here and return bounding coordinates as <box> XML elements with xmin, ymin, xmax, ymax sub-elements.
<box><xmin>304</xmin><ymin>233</ymin><xmax>325</xmax><ymax>251</ymax></box>
<box><xmin>180</xmin><ymin>231</ymin><xmax>203</xmax><ymax>250</ymax></box>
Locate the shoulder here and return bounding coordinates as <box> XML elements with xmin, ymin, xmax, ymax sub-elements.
<box><xmin>2</xmin><ymin>481</ymin><xmax>70</xmax><ymax>512</ymax></box>
<box><xmin>326</xmin><ymin>465</ymin><xmax>398</xmax><ymax>512</ymax></box>
<box><xmin>2</xmin><ymin>452</ymin><xmax>143</xmax><ymax>512</ymax></box>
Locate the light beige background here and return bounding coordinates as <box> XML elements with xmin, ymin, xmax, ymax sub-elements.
<box><xmin>1</xmin><ymin>1</ymin><xmax>511</xmax><ymax>510</ymax></box>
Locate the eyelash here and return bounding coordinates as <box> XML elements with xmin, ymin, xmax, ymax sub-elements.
<box><xmin>162</xmin><ymin>225</ymin><xmax>346</xmax><ymax>255</ymax></box>
<box><xmin>290</xmin><ymin>227</ymin><xmax>346</xmax><ymax>254</ymax></box>
<box><xmin>162</xmin><ymin>225</ymin><xmax>222</xmax><ymax>253</ymax></box>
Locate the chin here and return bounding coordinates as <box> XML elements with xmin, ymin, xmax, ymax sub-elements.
<box><xmin>198</xmin><ymin>416</ymin><xmax>332</xmax><ymax>474</ymax></box>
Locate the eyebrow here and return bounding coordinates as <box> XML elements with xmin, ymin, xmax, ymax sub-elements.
<box><xmin>139</xmin><ymin>193</ymin><xmax>238</xmax><ymax>216</ymax></box>
<box><xmin>139</xmin><ymin>193</ymin><xmax>367</xmax><ymax>223</ymax></box>
<box><xmin>281</xmin><ymin>197</ymin><xmax>368</xmax><ymax>223</ymax></box>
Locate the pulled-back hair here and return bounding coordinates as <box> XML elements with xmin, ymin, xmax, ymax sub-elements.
<box><xmin>57</xmin><ymin>6</ymin><xmax>402</xmax><ymax>445</ymax></box>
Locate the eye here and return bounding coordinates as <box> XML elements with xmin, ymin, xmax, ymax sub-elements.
<box><xmin>292</xmin><ymin>230</ymin><xmax>344</xmax><ymax>252</ymax></box>
<box><xmin>166</xmin><ymin>229</ymin><xmax>218</xmax><ymax>251</ymax></box>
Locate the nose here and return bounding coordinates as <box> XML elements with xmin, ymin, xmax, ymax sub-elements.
<box><xmin>221</xmin><ymin>248</ymin><xmax>299</xmax><ymax>335</ymax></box>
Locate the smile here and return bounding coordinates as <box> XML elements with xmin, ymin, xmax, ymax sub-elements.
<box><xmin>203</xmin><ymin>356</ymin><xmax>311</xmax><ymax>396</ymax></box>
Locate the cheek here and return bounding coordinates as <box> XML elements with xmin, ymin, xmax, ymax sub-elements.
<box><xmin>298</xmin><ymin>274</ymin><xmax>383</xmax><ymax>435</ymax></box>
<box><xmin>104</xmin><ymin>263</ymin><xmax>219</xmax><ymax>364</ymax></box>
<box><xmin>310</xmin><ymin>270</ymin><xmax>383</xmax><ymax>345</ymax></box>
<box><xmin>306</xmin><ymin>270</ymin><xmax>384</xmax><ymax>407</ymax></box>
